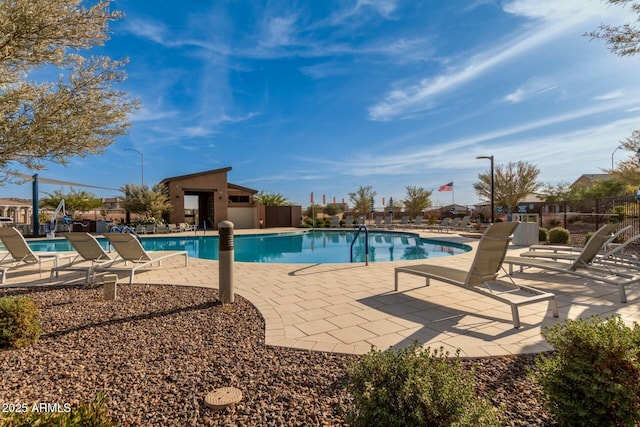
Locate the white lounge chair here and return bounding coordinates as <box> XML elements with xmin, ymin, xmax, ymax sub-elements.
<box><xmin>396</xmin><ymin>215</ymin><xmax>410</xmax><ymax>229</ymax></box>
<box><xmin>50</xmin><ymin>233</ymin><xmax>117</xmax><ymax>281</ymax></box>
<box><xmin>504</xmin><ymin>223</ymin><xmax>639</xmax><ymax>303</ymax></box>
<box><xmin>0</xmin><ymin>227</ymin><xmax>75</xmax><ymax>283</ymax></box>
<box><xmin>342</xmin><ymin>216</ymin><xmax>354</xmax><ymax>228</ymax></box>
<box><xmin>525</xmin><ymin>225</ymin><xmax>631</xmax><ymax>255</ymax></box>
<box><xmin>395</xmin><ymin>222</ymin><xmax>558</xmax><ymax>328</ymax></box>
<box><xmin>426</xmin><ymin>218</ymin><xmax>451</xmax><ymax>233</ymax></box>
<box><xmin>410</xmin><ymin>215</ymin><xmax>425</xmax><ymax>230</ymax></box>
<box><xmin>179</xmin><ymin>222</ymin><xmax>197</xmax><ymax>232</ymax></box>
<box><xmin>94</xmin><ymin>233</ymin><xmax>188</xmax><ymax>284</ymax></box>
<box><xmin>517</xmin><ymin>223</ymin><xmax>617</xmax><ymax>261</ymax></box>
<box><xmin>452</xmin><ymin>215</ymin><xmax>473</xmax><ymax>232</ymax></box>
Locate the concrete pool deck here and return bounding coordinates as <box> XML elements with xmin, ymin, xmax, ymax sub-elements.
<box><xmin>3</xmin><ymin>227</ymin><xmax>640</xmax><ymax>358</ymax></box>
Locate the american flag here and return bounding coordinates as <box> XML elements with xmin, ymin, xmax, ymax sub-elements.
<box><xmin>438</xmin><ymin>182</ymin><xmax>453</xmax><ymax>192</ymax></box>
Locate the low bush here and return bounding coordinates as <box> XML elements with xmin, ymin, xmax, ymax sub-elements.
<box><xmin>344</xmin><ymin>343</ymin><xmax>503</xmax><ymax>426</ymax></box>
<box><xmin>533</xmin><ymin>315</ymin><xmax>640</xmax><ymax>427</ymax></box>
<box><xmin>547</xmin><ymin>227</ymin><xmax>570</xmax><ymax>244</ymax></box>
<box><xmin>0</xmin><ymin>296</ymin><xmax>42</xmax><ymax>349</ymax></box>
<box><xmin>584</xmin><ymin>231</ymin><xmax>593</xmax><ymax>244</ymax></box>
<box><xmin>538</xmin><ymin>227</ymin><xmax>548</xmax><ymax>242</ymax></box>
<box><xmin>614</xmin><ymin>205</ymin><xmax>627</xmax><ymax>221</ymax></box>
<box><xmin>0</xmin><ymin>393</ymin><xmax>117</xmax><ymax>426</ymax></box>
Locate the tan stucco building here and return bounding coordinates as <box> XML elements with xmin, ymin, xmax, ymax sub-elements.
<box><xmin>160</xmin><ymin>167</ymin><xmax>259</xmax><ymax>229</ymax></box>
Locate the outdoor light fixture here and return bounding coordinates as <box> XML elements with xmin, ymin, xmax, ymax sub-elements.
<box><xmin>124</xmin><ymin>148</ymin><xmax>144</xmax><ymax>187</ymax></box>
<box><xmin>476</xmin><ymin>155</ymin><xmax>494</xmax><ymax>224</ymax></box>
<box><xmin>611</xmin><ymin>145</ymin><xmax>624</xmax><ymax>170</ymax></box>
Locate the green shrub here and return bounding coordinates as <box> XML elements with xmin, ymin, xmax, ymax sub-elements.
<box><xmin>533</xmin><ymin>315</ymin><xmax>640</xmax><ymax>427</ymax></box>
<box><xmin>614</xmin><ymin>205</ymin><xmax>627</xmax><ymax>221</ymax></box>
<box><xmin>547</xmin><ymin>227</ymin><xmax>570</xmax><ymax>244</ymax></box>
<box><xmin>538</xmin><ymin>227</ymin><xmax>548</xmax><ymax>242</ymax></box>
<box><xmin>0</xmin><ymin>393</ymin><xmax>118</xmax><ymax>426</ymax></box>
<box><xmin>0</xmin><ymin>296</ymin><xmax>42</xmax><ymax>349</ymax></box>
<box><xmin>344</xmin><ymin>343</ymin><xmax>503</xmax><ymax>426</ymax></box>
<box><xmin>584</xmin><ymin>231</ymin><xmax>593</xmax><ymax>244</ymax></box>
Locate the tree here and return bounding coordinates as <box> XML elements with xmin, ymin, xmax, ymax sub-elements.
<box><xmin>0</xmin><ymin>0</ymin><xmax>139</xmax><ymax>182</ymax></box>
<box><xmin>610</xmin><ymin>130</ymin><xmax>640</xmax><ymax>186</ymax></box>
<box><xmin>324</xmin><ymin>203</ymin><xmax>342</xmax><ymax>216</ymax></box>
<box><xmin>590</xmin><ymin>1</ymin><xmax>640</xmax><ymax>183</ymax></box>
<box><xmin>40</xmin><ymin>188</ymin><xmax>102</xmax><ymax>219</ymax></box>
<box><xmin>120</xmin><ymin>184</ymin><xmax>171</xmax><ymax>221</ymax></box>
<box><xmin>581</xmin><ymin>178</ymin><xmax>631</xmax><ymax>198</ymax></box>
<box><xmin>348</xmin><ymin>185</ymin><xmax>376</xmax><ymax>215</ymax></box>
<box><xmin>254</xmin><ymin>191</ymin><xmax>289</xmax><ymax>206</ymax></box>
<box><xmin>403</xmin><ymin>186</ymin><xmax>432</xmax><ymax>217</ymax></box>
<box><xmin>542</xmin><ymin>182</ymin><xmax>575</xmax><ymax>204</ymax></box>
<box><xmin>587</xmin><ymin>0</ymin><xmax>640</xmax><ymax>57</ymax></box>
<box><xmin>473</xmin><ymin>161</ymin><xmax>541</xmax><ymax>211</ymax></box>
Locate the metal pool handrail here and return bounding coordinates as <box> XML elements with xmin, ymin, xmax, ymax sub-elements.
<box><xmin>350</xmin><ymin>225</ymin><xmax>369</xmax><ymax>265</ymax></box>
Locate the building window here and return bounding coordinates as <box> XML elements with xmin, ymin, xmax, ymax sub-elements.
<box><xmin>229</xmin><ymin>195</ymin><xmax>250</xmax><ymax>203</ymax></box>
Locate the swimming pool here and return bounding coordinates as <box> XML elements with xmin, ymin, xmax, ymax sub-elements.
<box><xmin>26</xmin><ymin>230</ymin><xmax>471</xmax><ymax>264</ymax></box>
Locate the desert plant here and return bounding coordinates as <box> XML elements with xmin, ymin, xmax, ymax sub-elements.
<box><xmin>584</xmin><ymin>231</ymin><xmax>594</xmax><ymax>244</ymax></box>
<box><xmin>344</xmin><ymin>343</ymin><xmax>503</xmax><ymax>426</ymax></box>
<box><xmin>543</xmin><ymin>216</ymin><xmax>562</xmax><ymax>229</ymax></box>
<box><xmin>547</xmin><ymin>227</ymin><xmax>570</xmax><ymax>244</ymax></box>
<box><xmin>614</xmin><ymin>205</ymin><xmax>627</xmax><ymax>221</ymax></box>
<box><xmin>0</xmin><ymin>393</ymin><xmax>118</xmax><ymax>426</ymax></box>
<box><xmin>0</xmin><ymin>296</ymin><xmax>42</xmax><ymax>349</ymax></box>
<box><xmin>538</xmin><ymin>227</ymin><xmax>548</xmax><ymax>242</ymax></box>
<box><xmin>533</xmin><ymin>315</ymin><xmax>640</xmax><ymax>427</ymax></box>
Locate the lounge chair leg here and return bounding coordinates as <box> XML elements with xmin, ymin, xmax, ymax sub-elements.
<box><xmin>511</xmin><ymin>305</ymin><xmax>521</xmax><ymax>329</ymax></box>
<box><xmin>550</xmin><ymin>299</ymin><xmax>559</xmax><ymax>318</ymax></box>
<box><xmin>619</xmin><ymin>285</ymin><xmax>627</xmax><ymax>303</ymax></box>
<box><xmin>394</xmin><ymin>270</ymin><xmax>399</xmax><ymax>291</ymax></box>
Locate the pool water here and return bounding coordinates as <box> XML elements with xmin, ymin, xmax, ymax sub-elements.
<box><xmin>26</xmin><ymin>230</ymin><xmax>470</xmax><ymax>264</ymax></box>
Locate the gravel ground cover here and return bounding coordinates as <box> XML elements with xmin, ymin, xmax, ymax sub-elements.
<box><xmin>0</xmin><ymin>284</ymin><xmax>556</xmax><ymax>426</ymax></box>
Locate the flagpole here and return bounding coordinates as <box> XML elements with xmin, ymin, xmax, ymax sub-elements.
<box><xmin>452</xmin><ymin>182</ymin><xmax>455</xmax><ymax>206</ymax></box>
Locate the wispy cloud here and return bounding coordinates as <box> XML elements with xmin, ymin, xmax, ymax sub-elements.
<box><xmin>299</xmin><ymin>62</ymin><xmax>348</xmax><ymax>79</ymax></box>
<box><xmin>502</xmin><ymin>79</ymin><xmax>557</xmax><ymax>103</ymax></box>
<box><xmin>357</xmin><ymin>0</ymin><xmax>398</xmax><ymax>19</ymax></box>
<box><xmin>463</xmin><ymin>0</ymin><xmax>498</xmax><ymax>12</ymax></box>
<box><xmin>326</xmin><ymin>0</ymin><xmax>398</xmax><ymax>26</ymax></box>
<box><xmin>367</xmin><ymin>0</ymin><xmax>616</xmax><ymax>121</ymax></box>
<box><xmin>258</xmin><ymin>14</ymin><xmax>299</xmax><ymax>49</ymax></box>
<box><xmin>593</xmin><ymin>90</ymin><xmax>624</xmax><ymax>101</ymax></box>
<box><xmin>305</xmin><ymin>97</ymin><xmax>640</xmax><ymax>177</ymax></box>
<box><xmin>124</xmin><ymin>18</ymin><xmax>168</xmax><ymax>44</ymax></box>
<box><xmin>132</xmin><ymin>107</ymin><xmax>180</xmax><ymax>122</ymax></box>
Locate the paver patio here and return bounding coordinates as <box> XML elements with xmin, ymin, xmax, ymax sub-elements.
<box><xmin>2</xmin><ymin>228</ymin><xmax>639</xmax><ymax>358</ymax></box>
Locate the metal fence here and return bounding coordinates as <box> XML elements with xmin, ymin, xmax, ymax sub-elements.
<box><xmin>543</xmin><ymin>196</ymin><xmax>639</xmax><ymax>239</ymax></box>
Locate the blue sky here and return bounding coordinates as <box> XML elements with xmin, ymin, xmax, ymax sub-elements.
<box><xmin>4</xmin><ymin>0</ymin><xmax>640</xmax><ymax>209</ymax></box>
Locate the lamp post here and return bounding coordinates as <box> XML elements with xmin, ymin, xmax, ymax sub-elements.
<box><xmin>124</xmin><ymin>148</ymin><xmax>144</xmax><ymax>187</ymax></box>
<box><xmin>476</xmin><ymin>155</ymin><xmax>494</xmax><ymax>223</ymax></box>
<box><xmin>612</xmin><ymin>145</ymin><xmax>624</xmax><ymax>170</ymax></box>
